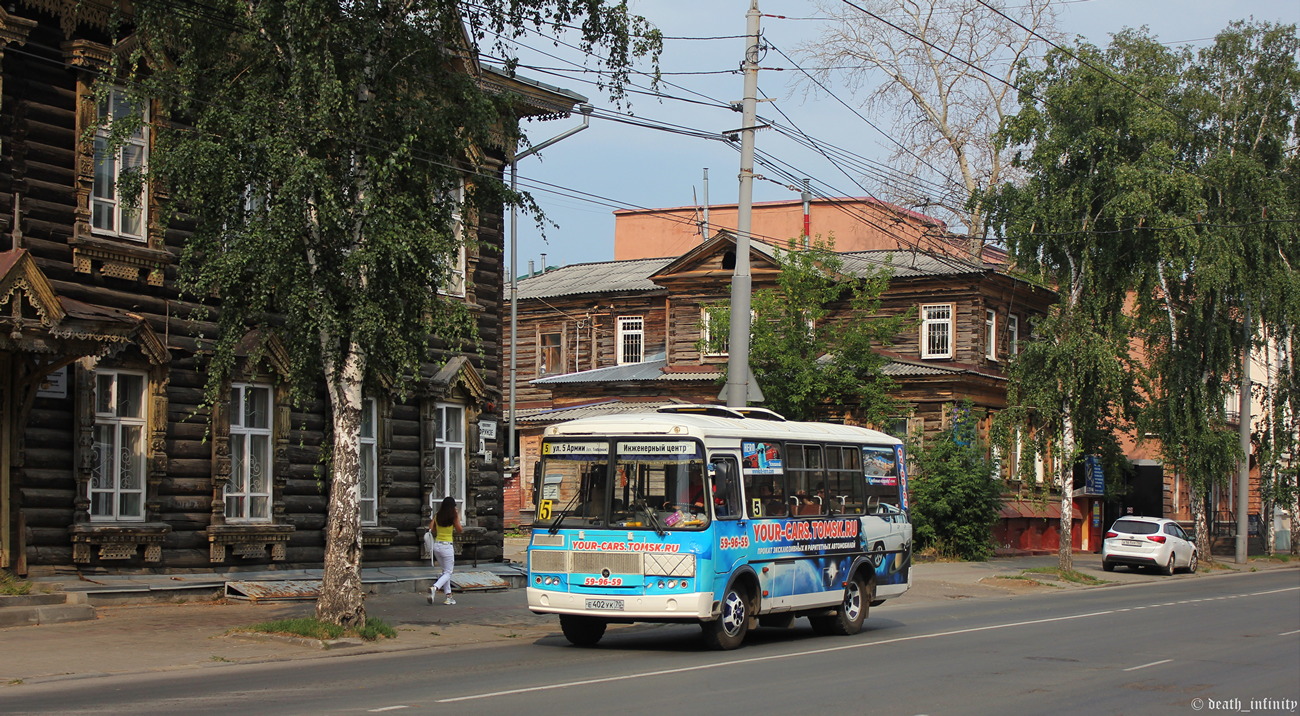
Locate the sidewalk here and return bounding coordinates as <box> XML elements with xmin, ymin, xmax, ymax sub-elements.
<box><xmin>2</xmin><ymin>548</ymin><xmax>1294</xmax><ymax>686</ymax></box>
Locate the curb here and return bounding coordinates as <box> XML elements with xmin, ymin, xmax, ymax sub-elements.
<box><xmin>225</xmin><ymin>631</ymin><xmax>366</xmax><ymax>650</ymax></box>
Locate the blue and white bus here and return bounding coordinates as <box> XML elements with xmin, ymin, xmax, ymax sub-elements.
<box><xmin>526</xmin><ymin>405</ymin><xmax>912</xmax><ymax>650</ymax></box>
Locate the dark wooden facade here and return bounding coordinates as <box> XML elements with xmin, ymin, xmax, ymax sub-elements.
<box><xmin>503</xmin><ymin>230</ymin><xmax>1062</xmax><ymax>527</ymax></box>
<box><xmin>1</xmin><ymin>0</ymin><xmax>583</xmax><ymax>575</ymax></box>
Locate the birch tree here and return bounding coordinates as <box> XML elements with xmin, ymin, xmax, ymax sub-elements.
<box><xmin>992</xmin><ymin>23</ymin><xmax>1300</xmax><ymax>567</ymax></box>
<box><xmin>113</xmin><ymin>0</ymin><xmax>657</xmax><ymax>626</ymax></box>
<box><xmin>797</xmin><ymin>0</ymin><xmax>1061</xmax><ymax>251</ymax></box>
<box><xmin>988</xmin><ymin>30</ymin><xmax>1192</xmax><ymax>571</ymax></box>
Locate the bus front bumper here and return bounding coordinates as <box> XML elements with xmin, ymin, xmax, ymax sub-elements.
<box><xmin>527</xmin><ymin>587</ymin><xmax>715</xmax><ymax>620</ymax></box>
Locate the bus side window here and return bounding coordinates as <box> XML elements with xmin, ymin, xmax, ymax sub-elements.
<box><xmin>710</xmin><ymin>457</ymin><xmax>742</xmax><ymax>519</ymax></box>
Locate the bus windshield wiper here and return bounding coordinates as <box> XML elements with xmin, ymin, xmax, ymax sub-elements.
<box><xmin>637</xmin><ymin>502</ymin><xmax>667</xmax><ymax>537</ymax></box>
<box><xmin>548</xmin><ymin>490</ymin><xmax>584</xmax><ymax>535</ymax></box>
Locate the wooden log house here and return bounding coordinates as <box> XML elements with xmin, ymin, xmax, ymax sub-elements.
<box><xmin>0</xmin><ymin>0</ymin><xmax>586</xmax><ymax>576</ymax></box>
<box><xmin>504</xmin><ymin>229</ymin><xmax>1069</xmax><ymax>544</ymax></box>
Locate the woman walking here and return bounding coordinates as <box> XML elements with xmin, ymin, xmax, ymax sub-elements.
<box><xmin>428</xmin><ymin>496</ymin><xmax>462</xmax><ymax>605</ymax></box>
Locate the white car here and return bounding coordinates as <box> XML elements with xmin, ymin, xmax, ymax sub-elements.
<box><xmin>1101</xmin><ymin>516</ymin><xmax>1198</xmax><ymax>575</ymax></box>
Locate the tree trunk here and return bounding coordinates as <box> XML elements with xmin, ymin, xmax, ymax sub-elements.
<box><xmin>316</xmin><ymin>344</ymin><xmax>367</xmax><ymax>627</ymax></box>
<box><xmin>1058</xmin><ymin>410</ymin><xmax>1074</xmax><ymax>573</ymax></box>
<box><xmin>1192</xmin><ymin>488</ymin><xmax>1211</xmax><ymax>563</ymax></box>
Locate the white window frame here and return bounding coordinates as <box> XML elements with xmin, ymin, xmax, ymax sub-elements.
<box><xmin>617</xmin><ymin>315</ymin><xmax>644</xmax><ymax>365</ymax></box>
<box><xmin>90</xmin><ymin>370</ymin><xmax>148</xmax><ymax>521</ymax></box>
<box><xmin>437</xmin><ymin>181</ymin><xmax>467</xmax><ymax>297</ymax></box>
<box><xmin>359</xmin><ymin>397</ymin><xmax>379</xmax><ymax>526</ymax></box>
<box><xmin>91</xmin><ymin>87</ymin><xmax>148</xmax><ymax>241</ymax></box>
<box><xmin>985</xmin><ymin>309</ymin><xmax>997</xmax><ymax>361</ymax></box>
<box><xmin>226</xmin><ymin>383</ymin><xmax>274</xmax><ymax>522</ymax></box>
<box><xmin>433</xmin><ymin>402</ymin><xmax>466</xmax><ymax>506</ymax></box>
<box><xmin>700</xmin><ymin>307</ymin><xmax>727</xmax><ymax>357</ymax></box>
<box><xmin>920</xmin><ymin>303</ymin><xmax>953</xmax><ymax>360</ymax></box>
<box><xmin>1008</xmin><ymin>314</ymin><xmax>1020</xmax><ymax>355</ymax></box>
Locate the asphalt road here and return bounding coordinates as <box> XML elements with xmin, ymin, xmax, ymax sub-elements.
<box><xmin>5</xmin><ymin>570</ymin><xmax>1297</xmax><ymax>715</ymax></box>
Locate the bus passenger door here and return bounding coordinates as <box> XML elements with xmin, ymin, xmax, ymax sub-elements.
<box><xmin>709</xmin><ymin>453</ymin><xmax>747</xmax><ymax>577</ymax></box>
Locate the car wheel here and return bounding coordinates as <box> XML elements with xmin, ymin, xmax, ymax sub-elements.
<box><xmin>559</xmin><ymin>614</ymin><xmax>607</xmax><ymax>647</ymax></box>
<box><xmin>1102</xmin><ymin>560</ymin><xmax>1115</xmax><ymax>572</ymax></box>
<box><xmin>1163</xmin><ymin>552</ymin><xmax>1176</xmax><ymax>576</ymax></box>
<box><xmin>702</xmin><ymin>584</ymin><xmax>750</xmax><ymax>650</ymax></box>
<box><xmin>809</xmin><ymin>574</ymin><xmax>871</xmax><ymax>637</ymax></box>
<box><xmin>1185</xmin><ymin>550</ymin><xmax>1198</xmax><ymax>574</ymax></box>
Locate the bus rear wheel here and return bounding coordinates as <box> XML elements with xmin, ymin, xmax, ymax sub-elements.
<box><xmin>559</xmin><ymin>614</ymin><xmax>607</xmax><ymax>647</ymax></box>
<box><xmin>702</xmin><ymin>584</ymin><xmax>751</xmax><ymax>650</ymax></box>
<box><xmin>809</xmin><ymin>575</ymin><xmax>870</xmax><ymax>636</ymax></box>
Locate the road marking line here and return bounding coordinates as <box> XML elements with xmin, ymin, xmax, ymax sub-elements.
<box><xmin>369</xmin><ymin>707</ymin><xmax>409</xmax><ymax>712</ymax></box>
<box><xmin>1280</xmin><ymin>629</ymin><xmax>1300</xmax><ymax>637</ymax></box>
<box><xmin>1124</xmin><ymin>659</ymin><xmax>1173</xmax><ymax>671</ymax></box>
<box><xmin>439</xmin><ymin>585</ymin><xmax>1300</xmax><ymax>704</ymax></box>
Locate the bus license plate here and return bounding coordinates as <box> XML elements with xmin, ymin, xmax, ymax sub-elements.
<box><xmin>586</xmin><ymin>598</ymin><xmax>624</xmax><ymax>611</ymax></box>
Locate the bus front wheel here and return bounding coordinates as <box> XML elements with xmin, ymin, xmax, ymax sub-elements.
<box><xmin>702</xmin><ymin>584</ymin><xmax>751</xmax><ymax>650</ymax></box>
<box><xmin>559</xmin><ymin>614</ymin><xmax>607</xmax><ymax>647</ymax></box>
<box><xmin>809</xmin><ymin>575</ymin><xmax>870</xmax><ymax>636</ymax></box>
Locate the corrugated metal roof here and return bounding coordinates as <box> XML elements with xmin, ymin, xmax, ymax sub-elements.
<box><xmin>839</xmin><ymin>250</ymin><xmax>986</xmax><ymax>279</ymax></box>
<box><xmin>516</xmin><ymin>257</ymin><xmax>673</xmax><ymax>299</ymax></box>
<box><xmin>532</xmin><ymin>353</ymin><xmax>668</xmax><ymax>384</ymax></box>
<box><xmin>516</xmin><ymin>399</ymin><xmax>685</xmax><ymax>424</ymax></box>
<box><xmin>881</xmin><ymin>359</ymin><xmax>963</xmax><ymax>377</ymax></box>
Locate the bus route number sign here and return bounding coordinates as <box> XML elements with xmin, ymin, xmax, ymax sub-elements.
<box><xmin>538</xmin><ymin>499</ymin><xmax>553</xmax><ymax>521</ymax></box>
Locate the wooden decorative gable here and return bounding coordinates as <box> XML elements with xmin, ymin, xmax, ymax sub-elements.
<box><xmin>1</xmin><ymin>249</ymin><xmax>165</xmax><ymax>363</ymax></box>
<box><xmin>428</xmin><ymin>355</ymin><xmax>488</xmax><ymax>404</ymax></box>
<box><xmin>0</xmin><ymin>249</ymin><xmax>65</xmax><ymax>332</ymax></box>
<box><xmin>647</xmin><ymin>230</ymin><xmax>783</xmax><ymax>286</ymax></box>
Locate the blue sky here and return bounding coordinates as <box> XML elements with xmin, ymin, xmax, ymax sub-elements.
<box><xmin>501</xmin><ymin>1</ymin><xmax>1299</xmax><ymax>271</ymax></box>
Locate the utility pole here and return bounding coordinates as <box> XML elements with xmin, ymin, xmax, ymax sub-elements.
<box><xmin>801</xmin><ymin>177</ymin><xmax>811</xmax><ymax>247</ymax></box>
<box><xmin>701</xmin><ymin>168</ymin><xmax>710</xmax><ymax>239</ymax></box>
<box><xmin>508</xmin><ymin>104</ymin><xmax>591</xmax><ymax>468</ymax></box>
<box><xmin>1236</xmin><ymin>303</ymin><xmax>1252</xmax><ymax>564</ymax></box>
<box><xmin>724</xmin><ymin>0</ymin><xmax>762</xmax><ymax>408</ymax></box>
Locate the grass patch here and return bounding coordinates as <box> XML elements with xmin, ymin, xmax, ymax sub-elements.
<box><xmin>1020</xmin><ymin>567</ymin><xmax>1107</xmax><ymax>585</ymax></box>
<box><xmin>1261</xmin><ymin>553</ymin><xmax>1294</xmax><ymax>563</ymax></box>
<box><xmin>0</xmin><ymin>570</ymin><xmax>34</xmax><ymax>596</ymax></box>
<box><xmin>236</xmin><ymin>616</ymin><xmax>397</xmax><ymax>642</ymax></box>
<box><xmin>503</xmin><ymin>527</ymin><xmax>532</xmax><ymax>539</ymax></box>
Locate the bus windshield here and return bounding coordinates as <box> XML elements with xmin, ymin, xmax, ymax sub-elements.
<box><xmin>534</xmin><ymin>438</ymin><xmax>709</xmax><ymax>531</ymax></box>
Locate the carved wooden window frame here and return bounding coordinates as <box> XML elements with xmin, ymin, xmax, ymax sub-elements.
<box><xmin>359</xmin><ymin>396</ymin><xmax>380</xmax><ymax>526</ymax></box>
<box><xmin>87</xmin><ymin>368</ymin><xmax>149</xmax><ymax>521</ymax></box>
<box><xmin>70</xmin><ymin>355</ymin><xmax>171</xmax><ymax>563</ymax></box>
<box><xmin>65</xmin><ymin>40</ymin><xmax>171</xmax><ymax>286</ymax></box>
<box><xmin>207</xmin><ymin>369</ymin><xmax>294</xmax><ymax>562</ymax></box>
<box><xmin>224</xmin><ymin>382</ymin><xmax>276</xmax><ymax>523</ymax></box>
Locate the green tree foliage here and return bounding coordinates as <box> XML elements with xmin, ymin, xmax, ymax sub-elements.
<box><xmin>703</xmin><ymin>240</ymin><xmax>905</xmax><ymax>424</ymax></box>
<box><xmin>108</xmin><ymin>0</ymin><xmax>659</xmax><ymax>626</ymax></box>
<box><xmin>907</xmin><ymin>405</ymin><xmax>1002</xmax><ymax>561</ymax></box>
<box><xmin>989</xmin><ymin>22</ymin><xmax>1300</xmax><ymax>562</ymax></box>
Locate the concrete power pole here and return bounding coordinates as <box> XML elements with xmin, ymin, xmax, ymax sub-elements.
<box><xmin>724</xmin><ymin>0</ymin><xmax>763</xmax><ymax>408</ymax></box>
<box><xmin>1237</xmin><ymin>304</ymin><xmax>1252</xmax><ymax>564</ymax></box>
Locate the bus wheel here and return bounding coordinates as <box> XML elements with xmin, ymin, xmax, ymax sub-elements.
<box><xmin>559</xmin><ymin>615</ymin><xmax>607</xmax><ymax>647</ymax></box>
<box><xmin>810</xmin><ymin>575</ymin><xmax>870</xmax><ymax>636</ymax></box>
<box><xmin>702</xmin><ymin>584</ymin><xmax>750</xmax><ymax>650</ymax></box>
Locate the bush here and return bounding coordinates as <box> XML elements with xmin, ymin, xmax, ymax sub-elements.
<box><xmin>907</xmin><ymin>411</ymin><xmax>1002</xmax><ymax>561</ymax></box>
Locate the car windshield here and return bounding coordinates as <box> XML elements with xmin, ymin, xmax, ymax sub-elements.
<box><xmin>533</xmin><ymin>438</ymin><xmax>708</xmax><ymax>531</ymax></box>
<box><xmin>1111</xmin><ymin>519</ymin><xmax>1160</xmax><ymax>535</ymax></box>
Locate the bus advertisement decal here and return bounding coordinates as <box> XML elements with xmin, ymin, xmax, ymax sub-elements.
<box><xmin>894</xmin><ymin>444</ymin><xmax>910</xmax><ymax>508</ymax></box>
<box><xmin>741</xmin><ymin>441</ymin><xmax>782</xmax><ymax>474</ymax></box>
<box><xmin>751</xmin><ymin>518</ymin><xmax>861</xmax><ymax>556</ymax></box>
